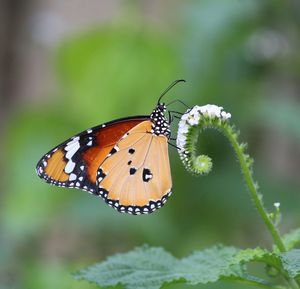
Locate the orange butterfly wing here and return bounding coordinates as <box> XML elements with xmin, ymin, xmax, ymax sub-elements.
<box><xmin>36</xmin><ymin>117</ymin><xmax>148</xmax><ymax>194</ymax></box>
<box><xmin>96</xmin><ymin>120</ymin><xmax>172</xmax><ymax>214</ymax></box>
<box><xmin>36</xmin><ymin>101</ymin><xmax>173</xmax><ymax>215</ymax></box>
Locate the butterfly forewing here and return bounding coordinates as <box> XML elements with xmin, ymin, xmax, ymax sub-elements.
<box><xmin>36</xmin><ymin>117</ymin><xmax>148</xmax><ymax>194</ymax></box>
<box><xmin>97</xmin><ymin>120</ymin><xmax>172</xmax><ymax>215</ymax></box>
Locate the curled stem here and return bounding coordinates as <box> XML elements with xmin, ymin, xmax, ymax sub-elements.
<box><xmin>176</xmin><ymin>105</ymin><xmax>299</xmax><ymax>289</ymax></box>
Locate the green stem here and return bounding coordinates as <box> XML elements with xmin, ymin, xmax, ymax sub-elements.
<box><xmin>219</xmin><ymin>124</ymin><xmax>299</xmax><ymax>289</ymax></box>
<box><xmin>288</xmin><ymin>280</ymin><xmax>300</xmax><ymax>289</ymax></box>
<box><xmin>221</xmin><ymin>125</ymin><xmax>286</xmax><ymax>252</ymax></box>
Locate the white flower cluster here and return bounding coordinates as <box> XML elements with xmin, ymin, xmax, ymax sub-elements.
<box><xmin>177</xmin><ymin>104</ymin><xmax>231</xmax><ymax>152</ymax></box>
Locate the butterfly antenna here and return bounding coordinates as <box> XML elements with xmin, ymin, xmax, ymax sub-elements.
<box><xmin>166</xmin><ymin>99</ymin><xmax>190</xmax><ymax>109</ymax></box>
<box><xmin>157</xmin><ymin>79</ymin><xmax>186</xmax><ymax>104</ymax></box>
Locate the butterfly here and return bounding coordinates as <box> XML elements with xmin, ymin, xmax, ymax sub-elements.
<box><xmin>36</xmin><ymin>80</ymin><xmax>185</xmax><ymax>215</ymax></box>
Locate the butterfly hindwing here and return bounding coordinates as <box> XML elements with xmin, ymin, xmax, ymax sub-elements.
<box><xmin>96</xmin><ymin>120</ymin><xmax>172</xmax><ymax>215</ymax></box>
<box><xmin>36</xmin><ymin>117</ymin><xmax>148</xmax><ymax>195</ymax></box>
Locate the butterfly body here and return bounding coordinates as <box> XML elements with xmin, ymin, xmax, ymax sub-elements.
<box><xmin>36</xmin><ymin>104</ymin><xmax>172</xmax><ymax>215</ymax></box>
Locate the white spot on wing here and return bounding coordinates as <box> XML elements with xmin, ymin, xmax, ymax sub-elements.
<box><xmin>65</xmin><ymin>141</ymin><xmax>80</xmax><ymax>160</ymax></box>
<box><xmin>65</xmin><ymin>160</ymin><xmax>75</xmax><ymax>173</ymax></box>
<box><xmin>65</xmin><ymin>147</ymin><xmax>78</xmax><ymax>160</ymax></box>
<box><xmin>67</xmin><ymin>136</ymin><xmax>79</xmax><ymax>146</ymax></box>
<box><xmin>69</xmin><ymin>173</ymin><xmax>77</xmax><ymax>181</ymax></box>
<box><xmin>65</xmin><ymin>140</ymin><xmax>80</xmax><ymax>151</ymax></box>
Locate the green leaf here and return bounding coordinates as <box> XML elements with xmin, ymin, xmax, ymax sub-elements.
<box><xmin>282</xmin><ymin>228</ymin><xmax>300</xmax><ymax>250</ymax></box>
<box><xmin>177</xmin><ymin>245</ymin><xmax>242</xmax><ymax>284</ymax></box>
<box><xmin>75</xmin><ymin>245</ymin><xmax>243</xmax><ymax>289</ymax></box>
<box><xmin>279</xmin><ymin>249</ymin><xmax>300</xmax><ymax>279</ymax></box>
<box><xmin>231</xmin><ymin>247</ymin><xmax>282</xmax><ymax>271</ymax></box>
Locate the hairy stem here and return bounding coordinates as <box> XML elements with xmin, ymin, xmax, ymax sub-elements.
<box><xmin>219</xmin><ymin>124</ymin><xmax>299</xmax><ymax>289</ymax></box>
<box><xmin>221</xmin><ymin>125</ymin><xmax>286</xmax><ymax>252</ymax></box>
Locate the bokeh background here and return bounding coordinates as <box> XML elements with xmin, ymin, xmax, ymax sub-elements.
<box><xmin>1</xmin><ymin>1</ymin><xmax>300</xmax><ymax>288</ymax></box>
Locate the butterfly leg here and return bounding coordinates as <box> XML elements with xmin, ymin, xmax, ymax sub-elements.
<box><xmin>168</xmin><ymin>111</ymin><xmax>174</xmax><ymax>124</ymax></box>
<box><xmin>168</xmin><ymin>110</ymin><xmax>184</xmax><ymax>116</ymax></box>
<box><xmin>168</xmin><ymin>110</ymin><xmax>184</xmax><ymax>124</ymax></box>
<box><xmin>168</xmin><ymin>141</ymin><xmax>184</xmax><ymax>151</ymax></box>
<box><xmin>166</xmin><ymin>99</ymin><xmax>190</xmax><ymax>109</ymax></box>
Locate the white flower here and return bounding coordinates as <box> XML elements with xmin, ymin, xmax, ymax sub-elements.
<box><xmin>176</xmin><ymin>104</ymin><xmax>232</xmax><ymax>174</ymax></box>
<box><xmin>199</xmin><ymin>104</ymin><xmax>224</xmax><ymax>118</ymax></box>
<box><xmin>221</xmin><ymin>111</ymin><xmax>231</xmax><ymax>120</ymax></box>
<box><xmin>274</xmin><ymin>202</ymin><xmax>280</xmax><ymax>209</ymax></box>
<box><xmin>181</xmin><ymin>113</ymin><xmax>190</xmax><ymax>121</ymax></box>
<box><xmin>177</xmin><ymin>104</ymin><xmax>230</xmax><ymax>145</ymax></box>
<box><xmin>179</xmin><ymin>104</ymin><xmax>231</xmax><ymax>126</ymax></box>
<box><xmin>189</xmin><ymin>105</ymin><xmax>200</xmax><ymax>116</ymax></box>
<box><xmin>178</xmin><ymin>119</ymin><xmax>187</xmax><ymax>128</ymax></box>
<box><xmin>187</xmin><ymin>113</ymin><xmax>200</xmax><ymax>125</ymax></box>
<box><xmin>180</xmin><ymin>125</ymin><xmax>189</xmax><ymax>134</ymax></box>
<box><xmin>176</xmin><ymin>104</ymin><xmax>231</xmax><ymax>157</ymax></box>
<box><xmin>176</xmin><ymin>133</ymin><xmax>187</xmax><ymax>150</ymax></box>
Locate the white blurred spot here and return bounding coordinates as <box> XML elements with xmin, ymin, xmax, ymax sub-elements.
<box><xmin>245</xmin><ymin>29</ymin><xmax>290</xmax><ymax>62</ymax></box>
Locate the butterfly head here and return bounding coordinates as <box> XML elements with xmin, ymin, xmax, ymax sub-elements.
<box><xmin>150</xmin><ymin>103</ymin><xmax>170</xmax><ymax>138</ymax></box>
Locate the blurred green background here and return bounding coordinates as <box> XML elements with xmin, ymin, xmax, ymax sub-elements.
<box><xmin>1</xmin><ymin>1</ymin><xmax>300</xmax><ymax>288</ymax></box>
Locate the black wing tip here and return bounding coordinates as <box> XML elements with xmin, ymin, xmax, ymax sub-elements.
<box><xmin>35</xmin><ymin>158</ymin><xmax>45</xmax><ymax>178</ymax></box>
